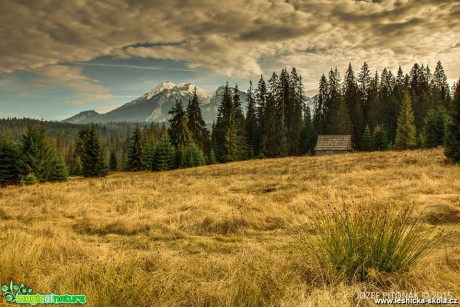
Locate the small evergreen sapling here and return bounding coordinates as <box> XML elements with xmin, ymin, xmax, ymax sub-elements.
<box><xmin>395</xmin><ymin>91</ymin><xmax>417</xmax><ymax>150</ymax></box>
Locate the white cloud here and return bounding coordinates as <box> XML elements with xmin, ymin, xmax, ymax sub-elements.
<box><xmin>25</xmin><ymin>65</ymin><xmax>114</xmax><ymax>105</ymax></box>
<box><xmin>0</xmin><ymin>0</ymin><xmax>458</xmax><ymax>94</ymax></box>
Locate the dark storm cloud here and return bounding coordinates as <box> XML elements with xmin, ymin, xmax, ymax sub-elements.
<box><xmin>0</xmin><ymin>0</ymin><xmax>458</xmax><ymax>98</ymax></box>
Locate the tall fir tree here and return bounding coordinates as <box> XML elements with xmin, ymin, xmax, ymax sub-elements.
<box><xmin>214</xmin><ymin>83</ymin><xmax>246</xmax><ymax>162</ymax></box>
<box><xmin>395</xmin><ymin>91</ymin><xmax>417</xmax><ymax>149</ymax></box>
<box><xmin>326</xmin><ymin>68</ymin><xmax>342</xmax><ymax>133</ymax></box>
<box><xmin>358</xmin><ymin>62</ymin><xmax>372</xmax><ymax>124</ymax></box>
<box><xmin>168</xmin><ymin>99</ymin><xmax>194</xmax><ymax>148</ymax></box>
<box><xmin>300</xmin><ymin>105</ymin><xmax>316</xmax><ymax>154</ymax></box>
<box><xmin>343</xmin><ymin>63</ymin><xmax>365</xmax><ymax>148</ymax></box>
<box><xmin>71</xmin><ymin>128</ymin><xmax>90</xmax><ymax>175</ymax></box>
<box><xmin>245</xmin><ymin>80</ymin><xmax>258</xmax><ymax>157</ymax></box>
<box><xmin>367</xmin><ymin>70</ymin><xmax>381</xmax><ymax>129</ymax></box>
<box><xmin>109</xmin><ymin>150</ymin><xmax>118</xmax><ymax>171</ymax></box>
<box><xmin>126</xmin><ymin>127</ymin><xmax>147</xmax><ymax>171</ymax></box>
<box><xmin>81</xmin><ymin>125</ymin><xmax>109</xmax><ymax>177</ymax></box>
<box><xmin>410</xmin><ymin>63</ymin><xmax>432</xmax><ymax>133</ymax></box>
<box><xmin>444</xmin><ymin>78</ymin><xmax>460</xmax><ymax>162</ymax></box>
<box><xmin>380</xmin><ymin>68</ymin><xmax>399</xmax><ymax>142</ymax></box>
<box><xmin>288</xmin><ymin>67</ymin><xmax>305</xmax><ymax>155</ymax></box>
<box><xmin>264</xmin><ymin>72</ymin><xmax>286</xmax><ymax>157</ymax></box>
<box><xmin>433</xmin><ymin>61</ymin><xmax>451</xmax><ymax>109</ymax></box>
<box><xmin>232</xmin><ymin>85</ymin><xmax>248</xmax><ymax>158</ymax></box>
<box><xmin>328</xmin><ymin>96</ymin><xmax>353</xmax><ymax>135</ymax></box>
<box><xmin>145</xmin><ymin>143</ymin><xmax>156</xmax><ymax>170</ymax></box>
<box><xmin>255</xmin><ymin>76</ymin><xmax>268</xmax><ymax>156</ymax></box>
<box><xmin>314</xmin><ymin>74</ymin><xmax>329</xmax><ymax>135</ymax></box>
<box><xmin>187</xmin><ymin>87</ymin><xmax>210</xmax><ymax>152</ymax></box>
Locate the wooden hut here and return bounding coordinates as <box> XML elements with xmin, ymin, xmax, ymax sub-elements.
<box><xmin>314</xmin><ymin>135</ymin><xmax>353</xmax><ymax>156</ymax></box>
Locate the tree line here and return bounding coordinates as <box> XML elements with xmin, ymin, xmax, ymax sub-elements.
<box><xmin>1</xmin><ymin>62</ymin><xmax>460</xmax><ymax>186</ymax></box>
<box><xmin>314</xmin><ymin>61</ymin><xmax>454</xmax><ymax>150</ymax></box>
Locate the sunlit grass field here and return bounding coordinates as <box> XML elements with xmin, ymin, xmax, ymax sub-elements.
<box><xmin>0</xmin><ymin>148</ymin><xmax>459</xmax><ymax>306</ymax></box>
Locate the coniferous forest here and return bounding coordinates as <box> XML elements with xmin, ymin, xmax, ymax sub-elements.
<box><xmin>1</xmin><ymin>61</ymin><xmax>459</xmax><ymax>187</ymax></box>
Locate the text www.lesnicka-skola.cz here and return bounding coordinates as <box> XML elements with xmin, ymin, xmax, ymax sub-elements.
<box><xmin>357</xmin><ymin>291</ymin><xmax>459</xmax><ymax>305</ymax></box>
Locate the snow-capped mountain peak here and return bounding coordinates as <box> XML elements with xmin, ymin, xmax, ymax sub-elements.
<box><xmin>175</xmin><ymin>82</ymin><xmax>213</xmax><ymax>99</ymax></box>
<box><xmin>145</xmin><ymin>81</ymin><xmax>177</xmax><ymax>99</ymax></box>
<box><xmin>63</xmin><ymin>81</ymin><xmax>250</xmax><ymax>124</ymax></box>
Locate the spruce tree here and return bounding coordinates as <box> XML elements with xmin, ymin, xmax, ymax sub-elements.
<box><xmin>71</xmin><ymin>128</ymin><xmax>90</xmax><ymax>175</ymax></box>
<box><xmin>160</xmin><ymin>123</ymin><xmax>168</xmax><ymax>138</ymax></box>
<box><xmin>410</xmin><ymin>63</ymin><xmax>432</xmax><ymax>133</ymax></box>
<box><xmin>325</xmin><ymin>68</ymin><xmax>342</xmax><ymax>133</ymax></box>
<box><xmin>380</xmin><ymin>68</ymin><xmax>399</xmax><ymax>142</ymax></box>
<box><xmin>314</xmin><ymin>74</ymin><xmax>329</xmax><ymax>135</ymax></box>
<box><xmin>361</xmin><ymin>124</ymin><xmax>374</xmax><ymax>151</ymax></box>
<box><xmin>245</xmin><ymin>80</ymin><xmax>258</xmax><ymax>158</ymax></box>
<box><xmin>288</xmin><ymin>68</ymin><xmax>305</xmax><ymax>155</ymax></box>
<box><xmin>207</xmin><ymin>148</ymin><xmax>217</xmax><ymax>164</ymax></box>
<box><xmin>48</xmin><ymin>154</ymin><xmax>69</xmax><ymax>182</ymax></box>
<box><xmin>20</xmin><ymin>124</ymin><xmax>66</xmax><ymax>182</ymax></box>
<box><xmin>81</xmin><ymin>125</ymin><xmax>109</xmax><ymax>177</ymax></box>
<box><xmin>168</xmin><ymin>99</ymin><xmax>193</xmax><ymax>148</ymax></box>
<box><xmin>395</xmin><ymin>91</ymin><xmax>417</xmax><ymax>149</ymax></box>
<box><xmin>328</xmin><ymin>96</ymin><xmax>352</xmax><ymax>135</ymax></box>
<box><xmin>109</xmin><ymin>150</ymin><xmax>118</xmax><ymax>171</ymax></box>
<box><xmin>367</xmin><ymin>71</ymin><xmax>381</xmax><ymax>129</ymax></box>
<box><xmin>214</xmin><ymin>83</ymin><xmax>246</xmax><ymax>162</ymax></box>
<box><xmin>0</xmin><ymin>137</ymin><xmax>20</xmax><ymax>186</ymax></box>
<box><xmin>343</xmin><ymin>63</ymin><xmax>365</xmax><ymax>148</ymax></box>
<box><xmin>187</xmin><ymin>88</ymin><xmax>210</xmax><ymax>152</ymax></box>
<box><xmin>232</xmin><ymin>85</ymin><xmax>248</xmax><ymax>158</ymax></box>
<box><xmin>433</xmin><ymin>61</ymin><xmax>451</xmax><ymax>109</ymax></box>
<box><xmin>423</xmin><ymin>108</ymin><xmax>446</xmax><ymax>148</ymax></box>
<box><xmin>145</xmin><ymin>143</ymin><xmax>155</xmax><ymax>170</ymax></box>
<box><xmin>300</xmin><ymin>105</ymin><xmax>316</xmax><ymax>154</ymax></box>
<box><xmin>126</xmin><ymin>127</ymin><xmax>147</xmax><ymax>171</ymax></box>
<box><xmin>73</xmin><ymin>155</ymin><xmax>83</xmax><ymax>176</ymax></box>
<box><xmin>176</xmin><ymin>145</ymin><xmax>187</xmax><ymax>168</ymax></box>
<box><xmin>255</xmin><ymin>76</ymin><xmax>267</xmax><ymax>157</ymax></box>
<box><xmin>153</xmin><ymin>135</ymin><xmax>175</xmax><ymax>171</ymax></box>
<box><xmin>263</xmin><ymin>72</ymin><xmax>285</xmax><ymax>157</ymax></box>
<box><xmin>445</xmin><ymin>79</ymin><xmax>460</xmax><ymax>161</ymax></box>
<box><xmin>185</xmin><ymin>144</ymin><xmax>206</xmax><ymax>167</ymax></box>
<box><xmin>358</xmin><ymin>62</ymin><xmax>372</xmax><ymax>123</ymax></box>
<box><xmin>373</xmin><ymin>124</ymin><xmax>389</xmax><ymax>151</ymax></box>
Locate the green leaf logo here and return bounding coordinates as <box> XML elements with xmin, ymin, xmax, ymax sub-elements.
<box><xmin>1</xmin><ymin>280</ymin><xmax>32</xmax><ymax>303</ymax></box>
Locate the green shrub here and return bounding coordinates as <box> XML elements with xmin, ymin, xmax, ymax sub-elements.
<box><xmin>20</xmin><ymin>173</ymin><xmax>39</xmax><ymax>186</ymax></box>
<box><xmin>306</xmin><ymin>204</ymin><xmax>441</xmax><ymax>282</ymax></box>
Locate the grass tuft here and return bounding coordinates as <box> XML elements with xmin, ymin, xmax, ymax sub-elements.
<box><xmin>306</xmin><ymin>203</ymin><xmax>443</xmax><ymax>282</ymax></box>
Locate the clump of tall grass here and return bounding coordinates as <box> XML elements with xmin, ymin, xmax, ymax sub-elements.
<box><xmin>306</xmin><ymin>203</ymin><xmax>443</xmax><ymax>282</ymax></box>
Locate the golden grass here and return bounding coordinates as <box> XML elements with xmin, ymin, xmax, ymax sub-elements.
<box><xmin>0</xmin><ymin>148</ymin><xmax>459</xmax><ymax>306</ymax></box>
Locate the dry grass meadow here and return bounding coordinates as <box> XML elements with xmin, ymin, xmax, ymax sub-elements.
<box><xmin>0</xmin><ymin>148</ymin><xmax>459</xmax><ymax>306</ymax></box>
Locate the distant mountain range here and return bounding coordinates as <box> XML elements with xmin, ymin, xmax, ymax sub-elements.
<box><xmin>63</xmin><ymin>81</ymin><xmax>315</xmax><ymax>124</ymax></box>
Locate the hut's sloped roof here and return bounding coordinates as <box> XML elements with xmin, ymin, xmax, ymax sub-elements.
<box><xmin>314</xmin><ymin>135</ymin><xmax>353</xmax><ymax>151</ymax></box>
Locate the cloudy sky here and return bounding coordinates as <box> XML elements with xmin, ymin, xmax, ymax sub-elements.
<box><xmin>0</xmin><ymin>0</ymin><xmax>459</xmax><ymax>120</ymax></box>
